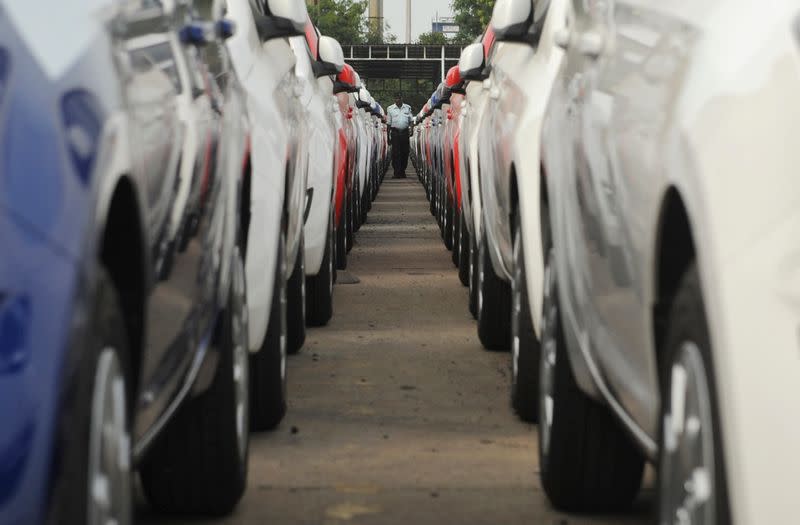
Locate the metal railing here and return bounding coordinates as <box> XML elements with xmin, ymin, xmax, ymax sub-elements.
<box><xmin>341</xmin><ymin>44</ymin><xmax>466</xmax><ymax>81</ymax></box>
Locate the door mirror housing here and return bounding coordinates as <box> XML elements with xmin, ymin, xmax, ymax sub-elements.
<box><xmin>254</xmin><ymin>0</ymin><xmax>307</xmax><ymax>42</ymax></box>
<box><xmin>314</xmin><ymin>36</ymin><xmax>345</xmax><ymax>78</ymax></box>
<box><xmin>459</xmin><ymin>43</ymin><xmax>489</xmax><ymax>81</ymax></box>
<box><xmin>491</xmin><ymin>0</ymin><xmax>546</xmax><ymax>45</ymax></box>
<box><xmin>215</xmin><ymin>18</ymin><xmax>236</xmax><ymax>40</ymax></box>
<box><xmin>179</xmin><ymin>22</ymin><xmax>213</xmax><ymax>46</ymax></box>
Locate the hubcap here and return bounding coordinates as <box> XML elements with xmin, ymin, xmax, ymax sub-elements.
<box><xmin>477</xmin><ymin>241</ymin><xmax>485</xmax><ymax>317</ymax></box>
<box><xmin>659</xmin><ymin>342</ymin><xmax>716</xmax><ymax>525</ymax></box>
<box><xmin>232</xmin><ymin>252</ymin><xmax>249</xmax><ymax>463</ymax></box>
<box><xmin>539</xmin><ymin>248</ymin><xmax>558</xmax><ymax>459</ymax></box>
<box><xmin>280</xmin><ymin>272</ymin><xmax>288</xmax><ymax>385</ymax></box>
<box><xmin>88</xmin><ymin>348</ymin><xmax>131</xmax><ymax>525</ymax></box>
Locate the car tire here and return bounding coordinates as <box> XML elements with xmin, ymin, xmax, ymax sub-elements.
<box><xmin>477</xmin><ymin>224</ymin><xmax>511</xmax><ymax>350</ymax></box>
<box><xmin>451</xmin><ymin>207</ymin><xmax>460</xmax><ymax>267</ymax></box>
<box><xmin>656</xmin><ymin>264</ymin><xmax>730</xmax><ymax>525</ymax></box>
<box><xmin>140</xmin><ymin>247</ymin><xmax>249</xmax><ymax>515</ymax></box>
<box><xmin>306</xmin><ymin>216</ymin><xmax>335</xmax><ymax>327</ymax></box>
<box><xmin>286</xmin><ymin>236</ymin><xmax>306</xmax><ymax>355</ymax></box>
<box><xmin>54</xmin><ymin>269</ymin><xmax>132</xmax><ymax>525</ymax></box>
<box><xmin>336</xmin><ymin>195</ymin><xmax>348</xmax><ymax>270</ymax></box>
<box><xmin>444</xmin><ymin>193</ymin><xmax>454</xmax><ymax>251</ymax></box>
<box><xmin>346</xmin><ymin>186</ymin><xmax>355</xmax><ymax>252</ymax></box>
<box><xmin>468</xmin><ymin>232</ymin><xmax>479</xmax><ymax>319</ymax></box>
<box><xmin>510</xmin><ymin>210</ymin><xmax>540</xmax><ymax>422</ymax></box>
<box><xmin>248</xmin><ymin>232</ymin><xmax>288</xmax><ymax>431</ymax></box>
<box><xmin>354</xmin><ymin>181</ymin><xmax>362</xmax><ymax>233</ymax></box>
<box><xmin>458</xmin><ymin>212</ymin><xmax>470</xmax><ymax>287</ymax></box>
<box><xmin>537</xmin><ymin>201</ymin><xmax>643</xmax><ymax>512</ymax></box>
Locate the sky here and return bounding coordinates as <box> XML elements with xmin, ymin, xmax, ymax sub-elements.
<box><xmin>380</xmin><ymin>0</ymin><xmax>454</xmax><ymax>43</ymax></box>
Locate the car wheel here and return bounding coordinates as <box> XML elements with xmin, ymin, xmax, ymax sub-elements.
<box><xmin>458</xmin><ymin>212</ymin><xmax>470</xmax><ymax>287</ymax></box>
<box><xmin>354</xmin><ymin>181</ymin><xmax>362</xmax><ymax>232</ymax></box>
<box><xmin>248</xmin><ymin>231</ymin><xmax>288</xmax><ymax>431</ymax></box>
<box><xmin>657</xmin><ymin>264</ymin><xmax>730</xmax><ymax>525</ymax></box>
<box><xmin>140</xmin><ymin>246</ymin><xmax>249</xmax><ymax>515</ymax></box>
<box><xmin>510</xmin><ymin>210</ymin><xmax>540</xmax><ymax>422</ymax></box>
<box><xmin>306</xmin><ymin>216</ymin><xmax>335</xmax><ymax>327</ymax></box>
<box><xmin>538</xmin><ymin>202</ymin><xmax>644</xmax><ymax>512</ymax></box>
<box><xmin>444</xmin><ymin>193</ymin><xmax>454</xmax><ymax>251</ymax></box>
<box><xmin>451</xmin><ymin>207</ymin><xmax>460</xmax><ymax>267</ymax></box>
<box><xmin>336</xmin><ymin>195</ymin><xmax>348</xmax><ymax>270</ymax></box>
<box><xmin>55</xmin><ymin>269</ymin><xmax>132</xmax><ymax>525</ymax></box>
<box><xmin>468</xmin><ymin>232</ymin><xmax>479</xmax><ymax>319</ymax></box>
<box><xmin>477</xmin><ymin>223</ymin><xmax>511</xmax><ymax>350</ymax></box>
<box><xmin>346</xmin><ymin>186</ymin><xmax>355</xmax><ymax>252</ymax></box>
<box><xmin>286</xmin><ymin>236</ymin><xmax>306</xmax><ymax>355</ymax></box>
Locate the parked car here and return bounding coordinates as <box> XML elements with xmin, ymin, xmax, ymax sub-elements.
<box><xmin>457</xmin><ymin>29</ymin><xmax>496</xmax><ymax>319</ymax></box>
<box><xmin>0</xmin><ymin>1</ymin><xmax>249</xmax><ymax>521</ymax></box>
<box><xmin>287</xmin><ymin>21</ymin><xmax>344</xmax><ymax>335</ymax></box>
<box><xmin>476</xmin><ymin>0</ymin><xmax>567</xmax><ymax>419</ymax></box>
<box><xmin>539</xmin><ymin>0</ymin><xmax>800</xmax><ymax>522</ymax></box>
<box><xmin>221</xmin><ymin>0</ymin><xmax>308</xmax><ymax>430</ymax></box>
<box><xmin>332</xmin><ymin>64</ymin><xmax>360</xmax><ymax>266</ymax></box>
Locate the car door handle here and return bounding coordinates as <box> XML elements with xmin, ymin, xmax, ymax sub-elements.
<box><xmin>578</xmin><ymin>31</ymin><xmax>605</xmax><ymax>60</ymax></box>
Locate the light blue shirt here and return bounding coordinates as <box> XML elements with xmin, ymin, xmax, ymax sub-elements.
<box><xmin>387</xmin><ymin>103</ymin><xmax>413</xmax><ymax>130</ymax></box>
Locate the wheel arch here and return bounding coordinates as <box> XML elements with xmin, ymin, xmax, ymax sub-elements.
<box><xmin>652</xmin><ymin>187</ymin><xmax>697</xmax><ymax>369</ymax></box>
<box><xmin>100</xmin><ymin>176</ymin><xmax>147</xmax><ymax>394</ymax></box>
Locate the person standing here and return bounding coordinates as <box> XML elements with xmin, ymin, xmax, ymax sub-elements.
<box><xmin>387</xmin><ymin>94</ymin><xmax>413</xmax><ymax>178</ymax></box>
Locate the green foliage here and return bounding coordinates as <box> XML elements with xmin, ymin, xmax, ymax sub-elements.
<box><xmin>417</xmin><ymin>31</ymin><xmax>448</xmax><ymax>45</ymax></box>
<box><xmin>450</xmin><ymin>0</ymin><xmax>496</xmax><ymax>44</ymax></box>
<box><xmin>365</xmin><ymin>18</ymin><xmax>398</xmax><ymax>44</ymax></box>
<box><xmin>307</xmin><ymin>0</ymin><xmax>368</xmax><ymax>44</ymax></box>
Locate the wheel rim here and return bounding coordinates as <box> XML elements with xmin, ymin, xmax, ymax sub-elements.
<box><xmin>232</xmin><ymin>252</ymin><xmax>249</xmax><ymax>463</ymax></box>
<box><xmin>659</xmin><ymin>342</ymin><xmax>716</xmax><ymax>525</ymax></box>
<box><xmin>88</xmin><ymin>348</ymin><xmax>131</xmax><ymax>525</ymax></box>
<box><xmin>539</xmin><ymin>248</ymin><xmax>557</xmax><ymax>460</ymax></box>
<box><xmin>280</xmin><ymin>271</ymin><xmax>288</xmax><ymax>386</ymax></box>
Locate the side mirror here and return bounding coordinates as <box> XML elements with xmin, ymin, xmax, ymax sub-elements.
<box><xmin>459</xmin><ymin>43</ymin><xmax>489</xmax><ymax>81</ymax></box>
<box><xmin>215</xmin><ymin>18</ymin><xmax>236</xmax><ymax>40</ymax></box>
<box><xmin>179</xmin><ymin>23</ymin><xmax>212</xmax><ymax>47</ymax></box>
<box><xmin>314</xmin><ymin>36</ymin><xmax>345</xmax><ymax>78</ymax></box>
<box><xmin>254</xmin><ymin>0</ymin><xmax>307</xmax><ymax>42</ymax></box>
<box><xmin>491</xmin><ymin>0</ymin><xmax>543</xmax><ymax>45</ymax></box>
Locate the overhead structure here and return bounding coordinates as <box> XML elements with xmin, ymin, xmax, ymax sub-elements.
<box><xmin>406</xmin><ymin>0</ymin><xmax>411</xmax><ymax>43</ymax></box>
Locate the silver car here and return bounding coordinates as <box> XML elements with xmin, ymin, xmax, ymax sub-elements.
<box><xmin>539</xmin><ymin>0</ymin><xmax>800</xmax><ymax>522</ymax></box>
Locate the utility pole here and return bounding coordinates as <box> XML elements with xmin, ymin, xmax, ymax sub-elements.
<box><xmin>368</xmin><ymin>0</ymin><xmax>384</xmax><ymax>42</ymax></box>
<box><xmin>405</xmin><ymin>0</ymin><xmax>411</xmax><ymax>43</ymax></box>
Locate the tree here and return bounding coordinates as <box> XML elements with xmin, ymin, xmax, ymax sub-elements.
<box><xmin>450</xmin><ymin>0</ymin><xmax>496</xmax><ymax>44</ymax></box>
<box><xmin>365</xmin><ymin>19</ymin><xmax>398</xmax><ymax>44</ymax></box>
<box><xmin>417</xmin><ymin>31</ymin><xmax>448</xmax><ymax>45</ymax></box>
<box><xmin>307</xmin><ymin>0</ymin><xmax>368</xmax><ymax>44</ymax></box>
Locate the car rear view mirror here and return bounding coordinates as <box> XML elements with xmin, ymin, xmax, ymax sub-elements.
<box><xmin>314</xmin><ymin>36</ymin><xmax>345</xmax><ymax>78</ymax></box>
<box><xmin>491</xmin><ymin>0</ymin><xmax>545</xmax><ymax>45</ymax></box>
<box><xmin>459</xmin><ymin>43</ymin><xmax>488</xmax><ymax>81</ymax></box>
<box><xmin>215</xmin><ymin>18</ymin><xmax>236</xmax><ymax>40</ymax></box>
<box><xmin>255</xmin><ymin>0</ymin><xmax>307</xmax><ymax>42</ymax></box>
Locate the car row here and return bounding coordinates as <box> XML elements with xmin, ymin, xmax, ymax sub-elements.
<box><xmin>413</xmin><ymin>0</ymin><xmax>800</xmax><ymax>523</ymax></box>
<box><xmin>0</xmin><ymin>0</ymin><xmax>388</xmax><ymax>523</ymax></box>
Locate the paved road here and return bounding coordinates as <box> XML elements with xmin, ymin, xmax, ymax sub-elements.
<box><xmin>139</xmin><ymin>174</ymin><xmax>651</xmax><ymax>525</ymax></box>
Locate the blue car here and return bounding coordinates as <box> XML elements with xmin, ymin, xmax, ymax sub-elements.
<box><xmin>0</xmin><ymin>2</ymin><xmax>249</xmax><ymax>523</ymax></box>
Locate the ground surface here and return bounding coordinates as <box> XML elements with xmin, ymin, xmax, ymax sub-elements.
<box><xmin>140</xmin><ymin>174</ymin><xmax>651</xmax><ymax>525</ymax></box>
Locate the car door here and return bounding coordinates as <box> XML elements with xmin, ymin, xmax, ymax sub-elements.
<box><xmin>573</xmin><ymin>0</ymin><xmax>694</xmax><ymax>431</ymax></box>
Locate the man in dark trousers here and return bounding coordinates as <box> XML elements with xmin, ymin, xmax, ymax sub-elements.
<box><xmin>387</xmin><ymin>94</ymin><xmax>413</xmax><ymax>178</ymax></box>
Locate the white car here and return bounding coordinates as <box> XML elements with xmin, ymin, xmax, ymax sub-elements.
<box><xmin>539</xmin><ymin>0</ymin><xmax>800</xmax><ymax>522</ymax></box>
<box><xmin>221</xmin><ymin>0</ymin><xmax>307</xmax><ymax>430</ymax></box>
<box><xmin>457</xmin><ymin>33</ymin><xmax>496</xmax><ymax>319</ymax></box>
<box><xmin>286</xmin><ymin>22</ymin><xmax>344</xmax><ymax>334</ymax></box>
<box><xmin>474</xmin><ymin>0</ymin><xmax>567</xmax><ymax>420</ymax></box>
